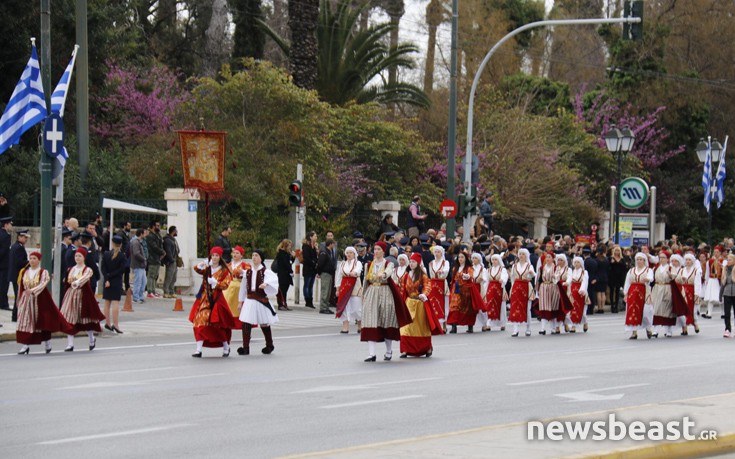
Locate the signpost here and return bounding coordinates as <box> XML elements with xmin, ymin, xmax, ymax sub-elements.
<box><xmin>440</xmin><ymin>199</ymin><xmax>457</xmax><ymax>219</ymax></box>
<box><xmin>619</xmin><ymin>177</ymin><xmax>649</xmax><ymax>210</ymax></box>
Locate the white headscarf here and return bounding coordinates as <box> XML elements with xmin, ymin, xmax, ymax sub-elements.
<box><xmin>573</xmin><ymin>256</ymin><xmax>584</xmax><ymax>269</ymax></box>
<box><xmin>471</xmin><ymin>252</ymin><xmax>483</xmax><ymax>264</ymax></box>
<box><xmin>491</xmin><ymin>254</ymin><xmax>503</xmax><ymax>266</ymax></box>
<box><xmin>344</xmin><ymin>246</ymin><xmax>357</xmax><ymax>258</ymax></box>
<box><xmin>518</xmin><ymin>248</ymin><xmax>530</xmax><ymax>261</ymax></box>
<box><xmin>670</xmin><ymin>254</ymin><xmax>684</xmax><ymax>267</ymax></box>
<box><xmin>397</xmin><ymin>254</ymin><xmax>409</xmax><ymax>265</ymax></box>
<box><xmin>432</xmin><ymin>245</ymin><xmax>445</xmax><ymax>257</ymax></box>
<box><xmin>684</xmin><ymin>253</ymin><xmax>696</xmax><ymax>264</ymax></box>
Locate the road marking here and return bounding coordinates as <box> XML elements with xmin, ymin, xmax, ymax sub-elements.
<box><xmin>555</xmin><ymin>383</ymin><xmax>650</xmax><ymax>402</ymax></box>
<box><xmin>564</xmin><ymin>346</ymin><xmax>637</xmax><ymax>354</ymax></box>
<box><xmin>30</xmin><ymin>366</ymin><xmax>184</xmax><ymax>381</ymax></box>
<box><xmin>37</xmin><ymin>423</ymin><xmax>194</xmax><ymax>445</ymax></box>
<box><xmin>321</xmin><ymin>395</ymin><xmax>425</xmax><ymax>409</ymax></box>
<box><xmin>507</xmin><ymin>375</ymin><xmax>588</xmax><ymax>386</ymax></box>
<box><xmin>295</xmin><ymin>377</ymin><xmax>442</xmax><ymax>394</ymax></box>
<box><xmin>58</xmin><ymin>373</ymin><xmax>228</xmax><ymax>390</ymax></box>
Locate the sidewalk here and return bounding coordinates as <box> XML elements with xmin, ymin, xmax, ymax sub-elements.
<box><xmin>282</xmin><ymin>392</ymin><xmax>735</xmax><ymax>459</ymax></box>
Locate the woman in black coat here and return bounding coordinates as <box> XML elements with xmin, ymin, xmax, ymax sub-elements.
<box><xmin>301</xmin><ymin>232</ymin><xmax>318</xmax><ymax>309</ymax></box>
<box><xmin>594</xmin><ymin>247</ymin><xmax>610</xmax><ymax>314</ymax></box>
<box><xmin>101</xmin><ymin>235</ymin><xmax>128</xmax><ymax>333</ymax></box>
<box><xmin>275</xmin><ymin>239</ymin><xmax>295</xmax><ymax>311</ymax></box>
<box><xmin>607</xmin><ymin>246</ymin><xmax>627</xmax><ymax>313</ymax></box>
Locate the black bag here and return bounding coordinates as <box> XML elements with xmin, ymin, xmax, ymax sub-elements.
<box><xmin>270</xmin><ymin>258</ymin><xmax>278</xmax><ymax>272</ymax></box>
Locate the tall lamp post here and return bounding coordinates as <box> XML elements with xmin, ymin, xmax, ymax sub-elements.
<box><xmin>605</xmin><ymin>125</ymin><xmax>635</xmax><ymax>244</ymax></box>
<box><xmin>696</xmin><ymin>136</ymin><xmax>723</xmax><ymax>247</ymax></box>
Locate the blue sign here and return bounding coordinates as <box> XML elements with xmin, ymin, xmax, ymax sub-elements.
<box><xmin>43</xmin><ymin>113</ymin><xmax>65</xmax><ymax>158</ymax></box>
<box><xmin>188</xmin><ymin>200</ymin><xmax>198</xmax><ymax>212</ymax></box>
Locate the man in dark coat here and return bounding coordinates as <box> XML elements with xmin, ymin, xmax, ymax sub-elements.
<box><xmin>59</xmin><ymin>228</ymin><xmax>73</xmax><ymax>305</ymax></box>
<box><xmin>214</xmin><ymin>226</ymin><xmax>233</xmax><ymax>263</ymax></box>
<box><xmin>0</xmin><ymin>216</ymin><xmax>12</xmax><ymax>311</ymax></box>
<box><xmin>145</xmin><ymin>221</ymin><xmax>164</xmax><ymax>297</ymax></box>
<box><xmin>9</xmin><ymin>229</ymin><xmax>30</xmax><ymax>321</ymax></box>
<box><xmin>80</xmin><ymin>231</ymin><xmax>101</xmax><ymax>294</ymax></box>
<box><xmin>316</xmin><ymin>239</ymin><xmax>336</xmax><ymax>314</ymax></box>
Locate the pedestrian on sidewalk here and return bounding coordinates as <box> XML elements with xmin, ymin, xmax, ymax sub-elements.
<box><xmin>237</xmin><ymin>249</ymin><xmax>279</xmax><ymax>355</ymax></box>
<box><xmin>190</xmin><ymin>247</ymin><xmax>235</xmax><ymax>358</ymax></box>
<box><xmin>145</xmin><ymin>221</ymin><xmax>164</xmax><ymax>298</ymax></box>
<box><xmin>301</xmin><ymin>231</ymin><xmax>318</xmax><ymax>309</ymax></box>
<box><xmin>60</xmin><ymin>248</ymin><xmax>106</xmax><ymax>352</ymax></box>
<box><xmin>274</xmin><ymin>239</ymin><xmax>295</xmax><ymax>311</ymax></box>
<box><xmin>130</xmin><ymin>228</ymin><xmax>148</xmax><ymax>303</ymax></box>
<box><xmin>162</xmin><ymin>226</ymin><xmax>180</xmax><ymax>298</ymax></box>
<box><xmin>316</xmin><ymin>239</ymin><xmax>336</xmax><ymax>314</ymax></box>
<box><xmin>720</xmin><ymin>254</ymin><xmax>735</xmax><ymax>338</ymax></box>
<box><xmin>9</xmin><ymin>229</ymin><xmax>30</xmax><ymax>322</ymax></box>
<box><xmin>16</xmin><ymin>251</ymin><xmax>74</xmax><ymax>354</ymax></box>
<box><xmin>0</xmin><ymin>216</ymin><xmax>12</xmax><ymax>312</ymax></box>
<box><xmin>101</xmin><ymin>235</ymin><xmax>128</xmax><ymax>334</ymax></box>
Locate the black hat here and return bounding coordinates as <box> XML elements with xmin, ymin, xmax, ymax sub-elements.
<box><xmin>480</xmin><ymin>242</ymin><xmax>492</xmax><ymax>249</ymax></box>
<box><xmin>554</xmin><ymin>248</ymin><xmax>566</xmax><ymax>255</ymax></box>
<box><xmin>62</xmin><ymin>228</ymin><xmax>73</xmax><ymax>237</ymax></box>
<box><xmin>419</xmin><ymin>234</ymin><xmax>429</xmax><ymax>242</ymax></box>
<box><xmin>17</xmin><ymin>229</ymin><xmax>30</xmax><ymax>237</ymax></box>
<box><xmin>70</xmin><ymin>232</ymin><xmax>81</xmax><ymax>241</ymax></box>
<box><xmin>582</xmin><ymin>246</ymin><xmax>592</xmax><ymax>254</ymax></box>
<box><xmin>440</xmin><ymin>241</ymin><xmax>452</xmax><ymax>249</ymax></box>
<box><xmin>384</xmin><ymin>231</ymin><xmax>396</xmax><ymax>239</ymax></box>
<box><xmin>525</xmin><ymin>243</ymin><xmax>536</xmax><ymax>251</ymax></box>
<box><xmin>0</xmin><ymin>216</ymin><xmax>12</xmax><ymax>224</ymax></box>
<box><xmin>112</xmin><ymin>235</ymin><xmax>123</xmax><ymax>244</ymax></box>
<box><xmin>356</xmin><ymin>242</ymin><xmax>368</xmax><ymax>248</ymax></box>
<box><xmin>399</xmin><ymin>237</ymin><xmax>409</xmax><ymax>245</ymax></box>
<box><xmin>352</xmin><ymin>231</ymin><xmax>364</xmax><ymax>239</ymax></box>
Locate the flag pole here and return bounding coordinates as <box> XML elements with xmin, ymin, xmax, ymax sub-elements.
<box><xmin>40</xmin><ymin>0</ymin><xmax>54</xmax><ymax>274</ymax></box>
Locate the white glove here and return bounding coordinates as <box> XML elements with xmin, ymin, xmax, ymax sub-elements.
<box><xmin>71</xmin><ymin>281</ymin><xmax>80</xmax><ymax>289</ymax></box>
<box><xmin>197</xmin><ymin>261</ymin><xmax>207</xmax><ymax>270</ymax></box>
<box><xmin>578</xmin><ymin>289</ymin><xmax>586</xmax><ymax>296</ymax></box>
<box><xmin>462</xmin><ymin>273</ymin><xmax>470</xmax><ymax>280</ymax></box>
<box><xmin>207</xmin><ymin>277</ymin><xmax>218</xmax><ymax>287</ymax></box>
<box><xmin>419</xmin><ymin>294</ymin><xmax>428</xmax><ymax>302</ymax></box>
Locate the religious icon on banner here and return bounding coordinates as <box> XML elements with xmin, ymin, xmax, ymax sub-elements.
<box><xmin>178</xmin><ymin>130</ymin><xmax>226</xmax><ymax>192</ymax></box>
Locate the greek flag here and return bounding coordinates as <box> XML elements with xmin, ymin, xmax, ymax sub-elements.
<box><xmin>0</xmin><ymin>40</ymin><xmax>47</xmax><ymax>156</ymax></box>
<box><xmin>715</xmin><ymin>136</ymin><xmax>728</xmax><ymax>208</ymax></box>
<box><xmin>702</xmin><ymin>141</ymin><xmax>712</xmax><ymax>212</ymax></box>
<box><xmin>50</xmin><ymin>45</ymin><xmax>79</xmax><ymax>167</ymax></box>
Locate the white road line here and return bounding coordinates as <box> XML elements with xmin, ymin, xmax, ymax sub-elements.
<box><xmin>31</xmin><ymin>366</ymin><xmax>184</xmax><ymax>381</ymax></box>
<box><xmin>58</xmin><ymin>373</ymin><xmax>228</xmax><ymax>390</ymax></box>
<box><xmin>507</xmin><ymin>375</ymin><xmax>588</xmax><ymax>386</ymax></box>
<box><xmin>295</xmin><ymin>377</ymin><xmax>442</xmax><ymax>394</ymax></box>
<box><xmin>37</xmin><ymin>423</ymin><xmax>194</xmax><ymax>445</ymax></box>
<box><xmin>321</xmin><ymin>395</ymin><xmax>425</xmax><ymax>409</ymax></box>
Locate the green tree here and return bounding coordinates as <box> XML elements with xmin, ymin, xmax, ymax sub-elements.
<box><xmin>230</xmin><ymin>0</ymin><xmax>266</xmax><ymax>64</ymax></box>
<box><xmin>288</xmin><ymin>0</ymin><xmax>319</xmax><ymax>89</ymax></box>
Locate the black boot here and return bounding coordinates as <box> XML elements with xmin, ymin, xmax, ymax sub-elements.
<box><xmin>305</xmin><ymin>298</ymin><xmax>315</xmax><ymax>309</ymax></box>
<box><xmin>449</xmin><ymin>324</ymin><xmax>457</xmax><ymax>334</ymax></box>
<box><xmin>467</xmin><ymin>326</ymin><xmax>473</xmax><ymax>333</ymax></box>
<box><xmin>261</xmin><ymin>326</ymin><xmax>275</xmax><ymax>354</ymax></box>
<box><xmin>237</xmin><ymin>323</ymin><xmax>252</xmax><ymax>355</ymax></box>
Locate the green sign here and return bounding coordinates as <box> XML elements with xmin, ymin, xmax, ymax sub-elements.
<box><xmin>619</xmin><ymin>177</ymin><xmax>649</xmax><ymax>210</ymax></box>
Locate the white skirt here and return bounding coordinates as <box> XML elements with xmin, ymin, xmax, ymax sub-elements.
<box><xmin>240</xmin><ymin>299</ymin><xmax>279</xmax><ymax>326</ymax></box>
<box><xmin>338</xmin><ymin>297</ymin><xmax>363</xmax><ymax>322</ymax></box>
<box><xmin>475</xmin><ymin>311</ymin><xmax>488</xmax><ymax>328</ymax></box>
<box><xmin>703</xmin><ymin>279</ymin><xmax>721</xmax><ymax>302</ymax></box>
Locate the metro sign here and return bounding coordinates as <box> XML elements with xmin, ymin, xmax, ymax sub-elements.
<box><xmin>619</xmin><ymin>177</ymin><xmax>649</xmax><ymax>210</ymax></box>
<box><xmin>440</xmin><ymin>198</ymin><xmax>457</xmax><ymax>218</ymax></box>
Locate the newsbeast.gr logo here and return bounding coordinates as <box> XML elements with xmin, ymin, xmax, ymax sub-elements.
<box><xmin>527</xmin><ymin>414</ymin><xmax>718</xmax><ymax>441</ymax></box>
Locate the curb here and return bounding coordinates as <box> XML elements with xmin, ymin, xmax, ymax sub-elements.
<box><xmin>572</xmin><ymin>433</ymin><xmax>735</xmax><ymax>459</ymax></box>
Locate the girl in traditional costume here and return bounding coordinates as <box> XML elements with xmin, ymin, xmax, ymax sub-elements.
<box><xmin>447</xmin><ymin>250</ymin><xmax>480</xmax><ymax>333</ymax></box>
<box><xmin>224</xmin><ymin>245</ymin><xmax>250</xmax><ymax>329</ymax></box>
<box><xmin>509</xmin><ymin>248</ymin><xmax>536</xmax><ymax>337</ymax></box>
<box><xmin>238</xmin><ymin>250</ymin><xmax>279</xmax><ymax>355</ymax></box>
<box><xmin>651</xmin><ymin>251</ymin><xmax>677</xmax><ymax>338</ymax></box>
<box><xmin>427</xmin><ymin>245</ymin><xmax>450</xmax><ymax>332</ymax></box>
<box><xmin>399</xmin><ymin>253</ymin><xmax>442</xmax><ymax>358</ymax></box>
<box><xmin>470</xmin><ymin>252</ymin><xmax>489</xmax><ymax>332</ymax></box>
<box><xmin>60</xmin><ymin>248</ymin><xmax>106</xmax><ymax>351</ymax></box>
<box><xmin>567</xmin><ymin>257</ymin><xmax>590</xmax><ymax>333</ymax></box>
<box><xmin>189</xmin><ymin>247</ymin><xmax>235</xmax><ymax>357</ymax></box>
<box><xmin>554</xmin><ymin>255</ymin><xmax>573</xmax><ymax>334</ymax></box>
<box><xmin>703</xmin><ymin>246</ymin><xmax>725</xmax><ymax>319</ymax></box>
<box><xmin>483</xmin><ymin>254</ymin><xmax>508</xmax><ymax>332</ymax></box>
<box><xmin>624</xmin><ymin>253</ymin><xmax>654</xmax><ymax>339</ymax></box>
<box><xmin>16</xmin><ymin>252</ymin><xmax>73</xmax><ymax>354</ymax></box>
<box><xmin>335</xmin><ymin>247</ymin><xmax>363</xmax><ymax>334</ymax></box>
<box><xmin>678</xmin><ymin>253</ymin><xmax>701</xmax><ymax>335</ymax></box>
<box><xmin>537</xmin><ymin>254</ymin><xmax>560</xmax><ymax>335</ymax></box>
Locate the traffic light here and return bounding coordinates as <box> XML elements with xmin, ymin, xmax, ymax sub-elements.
<box><xmin>462</xmin><ymin>193</ymin><xmax>477</xmax><ymax>217</ymax></box>
<box><xmin>288</xmin><ymin>180</ymin><xmax>302</xmax><ymax>206</ymax></box>
<box><xmin>623</xmin><ymin>0</ymin><xmax>643</xmax><ymax>41</ymax></box>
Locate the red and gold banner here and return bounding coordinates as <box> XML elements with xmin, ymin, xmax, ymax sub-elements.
<box><xmin>178</xmin><ymin>130</ymin><xmax>227</xmax><ymax>192</ymax></box>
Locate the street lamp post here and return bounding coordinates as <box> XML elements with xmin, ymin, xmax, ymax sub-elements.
<box><xmin>696</xmin><ymin>136</ymin><xmax>723</xmax><ymax>247</ymax></box>
<box><xmin>605</xmin><ymin>125</ymin><xmax>635</xmax><ymax>244</ymax></box>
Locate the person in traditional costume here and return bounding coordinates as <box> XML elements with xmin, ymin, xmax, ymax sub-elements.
<box><xmin>652</xmin><ymin>251</ymin><xmax>678</xmax><ymax>338</ymax></box>
<box><xmin>678</xmin><ymin>253</ymin><xmax>701</xmax><ymax>335</ymax></box>
<box><xmin>189</xmin><ymin>247</ymin><xmax>235</xmax><ymax>357</ymax></box>
<box><xmin>483</xmin><ymin>254</ymin><xmax>508</xmax><ymax>332</ymax></box>
<box><xmin>536</xmin><ymin>253</ymin><xmax>560</xmax><ymax>335</ymax></box>
<box><xmin>554</xmin><ymin>255</ymin><xmax>573</xmax><ymax>334</ymax></box>
<box><xmin>668</xmin><ymin>254</ymin><xmax>692</xmax><ymax>336</ymax></box>
<box><xmin>335</xmin><ymin>246</ymin><xmax>363</xmax><ymax>334</ymax></box>
<box><xmin>567</xmin><ymin>257</ymin><xmax>590</xmax><ymax>333</ymax></box>
<box><xmin>447</xmin><ymin>250</ymin><xmax>481</xmax><ymax>333</ymax></box>
<box><xmin>224</xmin><ymin>246</ymin><xmax>250</xmax><ymax>330</ymax></box>
<box><xmin>427</xmin><ymin>245</ymin><xmax>450</xmax><ymax>332</ymax></box>
<box><xmin>360</xmin><ymin>241</ymin><xmax>412</xmax><ymax>362</ymax></box>
<box><xmin>702</xmin><ymin>246</ymin><xmax>725</xmax><ymax>319</ymax></box>
<box><xmin>470</xmin><ymin>252</ymin><xmax>489</xmax><ymax>332</ymax></box>
<box><xmin>101</xmin><ymin>235</ymin><xmax>128</xmax><ymax>334</ymax></box>
<box><xmin>624</xmin><ymin>253</ymin><xmax>654</xmax><ymax>339</ymax></box>
<box><xmin>392</xmin><ymin>253</ymin><xmax>409</xmax><ymax>283</ymax></box>
<box><xmin>237</xmin><ymin>249</ymin><xmax>279</xmax><ymax>355</ymax></box>
<box><xmin>399</xmin><ymin>252</ymin><xmax>443</xmax><ymax>358</ymax></box>
<box><xmin>60</xmin><ymin>247</ymin><xmax>106</xmax><ymax>351</ymax></box>
<box><xmin>509</xmin><ymin>248</ymin><xmax>536</xmax><ymax>337</ymax></box>
<box><xmin>16</xmin><ymin>252</ymin><xmax>73</xmax><ymax>354</ymax></box>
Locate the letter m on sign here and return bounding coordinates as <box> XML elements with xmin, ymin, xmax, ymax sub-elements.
<box><xmin>622</xmin><ymin>187</ymin><xmax>642</xmax><ymax>201</ymax></box>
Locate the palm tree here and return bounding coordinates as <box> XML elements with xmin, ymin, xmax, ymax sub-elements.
<box><xmin>259</xmin><ymin>0</ymin><xmax>429</xmax><ymax>107</ymax></box>
<box><xmin>288</xmin><ymin>0</ymin><xmax>319</xmax><ymax>89</ymax></box>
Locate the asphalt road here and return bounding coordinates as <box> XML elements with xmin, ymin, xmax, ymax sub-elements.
<box><xmin>1</xmin><ymin>314</ymin><xmax>733</xmax><ymax>458</ymax></box>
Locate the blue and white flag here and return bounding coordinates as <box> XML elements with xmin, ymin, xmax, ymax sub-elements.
<box><xmin>702</xmin><ymin>141</ymin><xmax>712</xmax><ymax>212</ymax></box>
<box><xmin>715</xmin><ymin>136</ymin><xmax>728</xmax><ymax>208</ymax></box>
<box><xmin>0</xmin><ymin>39</ymin><xmax>47</xmax><ymax>156</ymax></box>
<box><xmin>50</xmin><ymin>45</ymin><xmax>79</xmax><ymax>167</ymax></box>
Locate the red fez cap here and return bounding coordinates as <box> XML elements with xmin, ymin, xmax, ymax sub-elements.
<box><xmin>233</xmin><ymin>246</ymin><xmax>245</xmax><ymax>256</ymax></box>
<box><xmin>210</xmin><ymin>246</ymin><xmax>224</xmax><ymax>257</ymax></box>
<box><xmin>76</xmin><ymin>247</ymin><xmax>88</xmax><ymax>258</ymax></box>
<box><xmin>374</xmin><ymin>241</ymin><xmax>388</xmax><ymax>253</ymax></box>
<box><xmin>30</xmin><ymin>251</ymin><xmax>42</xmax><ymax>260</ymax></box>
<box><xmin>410</xmin><ymin>252</ymin><xmax>423</xmax><ymax>264</ymax></box>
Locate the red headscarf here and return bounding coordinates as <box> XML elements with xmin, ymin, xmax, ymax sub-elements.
<box><xmin>410</xmin><ymin>252</ymin><xmax>423</xmax><ymax>265</ymax></box>
<box><xmin>210</xmin><ymin>246</ymin><xmax>224</xmax><ymax>257</ymax></box>
<box><xmin>76</xmin><ymin>247</ymin><xmax>88</xmax><ymax>258</ymax></box>
<box><xmin>233</xmin><ymin>245</ymin><xmax>245</xmax><ymax>256</ymax></box>
<box><xmin>30</xmin><ymin>251</ymin><xmax>42</xmax><ymax>260</ymax></box>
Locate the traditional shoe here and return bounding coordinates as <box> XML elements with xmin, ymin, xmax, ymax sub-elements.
<box><xmin>222</xmin><ymin>349</ymin><xmax>230</xmax><ymax>358</ymax></box>
<box><xmin>539</xmin><ymin>330</ymin><xmax>546</xmax><ymax>335</ymax></box>
<box><xmin>511</xmin><ymin>332</ymin><xmax>519</xmax><ymax>337</ymax></box>
<box><xmin>340</xmin><ymin>330</ymin><xmax>349</xmax><ymax>334</ymax></box>
<box><xmin>629</xmin><ymin>334</ymin><xmax>637</xmax><ymax>340</ymax></box>
<box><xmin>18</xmin><ymin>346</ymin><xmax>29</xmax><ymax>355</ymax></box>
<box><xmin>695</xmin><ymin>325</ymin><xmax>700</xmax><ymax>334</ymax></box>
<box><xmin>112</xmin><ymin>326</ymin><xmax>123</xmax><ymax>334</ymax></box>
<box><xmin>89</xmin><ymin>338</ymin><xmax>96</xmax><ymax>351</ymax></box>
<box><xmin>570</xmin><ymin>328</ymin><xmax>576</xmax><ymax>333</ymax></box>
<box><xmin>237</xmin><ymin>347</ymin><xmax>249</xmax><ymax>355</ymax></box>
<box><xmin>383</xmin><ymin>351</ymin><xmax>393</xmax><ymax>361</ymax></box>
<box><xmin>466</xmin><ymin>326</ymin><xmax>473</xmax><ymax>333</ymax></box>
<box><xmin>525</xmin><ymin>330</ymin><xmax>532</xmax><ymax>337</ymax></box>
<box><xmin>449</xmin><ymin>325</ymin><xmax>457</xmax><ymax>334</ymax></box>
<box><xmin>500</xmin><ymin>326</ymin><xmax>506</xmax><ymax>331</ymax></box>
<box><xmin>192</xmin><ymin>352</ymin><xmax>202</xmax><ymax>358</ymax></box>
<box><xmin>646</xmin><ymin>330</ymin><xmax>653</xmax><ymax>339</ymax></box>
<box><xmin>399</xmin><ymin>353</ymin><xmax>408</xmax><ymax>359</ymax></box>
<box><xmin>261</xmin><ymin>345</ymin><xmax>275</xmax><ymax>354</ymax></box>
<box><xmin>583</xmin><ymin>324</ymin><xmax>589</xmax><ymax>333</ymax></box>
<box><xmin>364</xmin><ymin>355</ymin><xmax>377</xmax><ymax>362</ymax></box>
<box><xmin>64</xmin><ymin>346</ymin><xmax>74</xmax><ymax>352</ymax></box>
<box><xmin>104</xmin><ymin>324</ymin><xmax>114</xmax><ymax>332</ymax></box>
<box><xmin>45</xmin><ymin>346</ymin><xmax>52</xmax><ymax>354</ymax></box>
<box><xmin>425</xmin><ymin>349</ymin><xmax>433</xmax><ymax>358</ymax></box>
